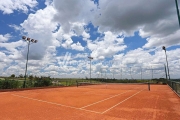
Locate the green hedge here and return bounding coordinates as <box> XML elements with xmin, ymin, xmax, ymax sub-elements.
<box><xmin>25</xmin><ymin>77</ymin><xmax>53</xmax><ymax>88</ymax></box>
<box><xmin>0</xmin><ymin>77</ymin><xmax>53</xmax><ymax>89</ymax></box>
<box><xmin>34</xmin><ymin>79</ymin><xmax>52</xmax><ymax>87</ymax></box>
<box><xmin>0</xmin><ymin>80</ymin><xmax>21</xmax><ymax>89</ymax></box>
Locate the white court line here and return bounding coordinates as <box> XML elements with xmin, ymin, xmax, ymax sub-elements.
<box><xmin>80</xmin><ymin>90</ymin><xmax>131</xmax><ymax>109</ymax></box>
<box><xmin>11</xmin><ymin>94</ymin><xmax>101</xmax><ymax>114</ymax></box>
<box><xmin>101</xmin><ymin>89</ymin><xmax>144</xmax><ymax>114</ymax></box>
<box><xmin>0</xmin><ymin>92</ymin><xmax>8</xmax><ymax>95</ymax></box>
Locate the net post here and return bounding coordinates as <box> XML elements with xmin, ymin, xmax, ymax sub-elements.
<box><xmin>76</xmin><ymin>80</ymin><xmax>78</xmax><ymax>87</ymax></box>
<box><xmin>148</xmin><ymin>82</ymin><xmax>150</xmax><ymax>91</ymax></box>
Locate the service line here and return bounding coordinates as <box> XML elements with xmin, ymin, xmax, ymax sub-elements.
<box><xmin>11</xmin><ymin>94</ymin><xmax>101</xmax><ymax>114</ymax></box>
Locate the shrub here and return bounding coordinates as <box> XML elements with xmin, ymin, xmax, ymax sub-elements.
<box><xmin>34</xmin><ymin>76</ymin><xmax>52</xmax><ymax>87</ymax></box>
<box><xmin>0</xmin><ymin>79</ymin><xmax>20</xmax><ymax>89</ymax></box>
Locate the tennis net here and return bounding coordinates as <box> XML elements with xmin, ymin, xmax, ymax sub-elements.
<box><xmin>77</xmin><ymin>82</ymin><xmax>151</xmax><ymax>91</ymax></box>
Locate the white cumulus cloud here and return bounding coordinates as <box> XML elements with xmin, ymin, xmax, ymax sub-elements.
<box><xmin>0</xmin><ymin>0</ymin><xmax>38</xmax><ymax>14</ymax></box>
<box><xmin>0</xmin><ymin>34</ymin><xmax>11</xmax><ymax>42</ymax></box>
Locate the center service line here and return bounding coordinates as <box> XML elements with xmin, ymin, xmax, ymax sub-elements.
<box><xmin>80</xmin><ymin>90</ymin><xmax>131</xmax><ymax>109</ymax></box>
<box><xmin>101</xmin><ymin>89</ymin><xmax>144</xmax><ymax>114</ymax></box>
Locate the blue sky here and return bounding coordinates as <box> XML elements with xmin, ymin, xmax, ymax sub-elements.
<box><xmin>0</xmin><ymin>0</ymin><xmax>180</xmax><ymax>79</ymax></box>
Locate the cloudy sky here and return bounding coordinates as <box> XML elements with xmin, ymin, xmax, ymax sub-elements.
<box><xmin>0</xmin><ymin>0</ymin><xmax>180</xmax><ymax>79</ymax></box>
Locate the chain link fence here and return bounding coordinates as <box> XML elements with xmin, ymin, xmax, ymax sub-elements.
<box><xmin>167</xmin><ymin>80</ymin><xmax>180</xmax><ymax>96</ymax></box>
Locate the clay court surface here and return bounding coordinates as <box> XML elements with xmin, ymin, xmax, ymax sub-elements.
<box><xmin>0</xmin><ymin>84</ymin><xmax>180</xmax><ymax>120</ymax></box>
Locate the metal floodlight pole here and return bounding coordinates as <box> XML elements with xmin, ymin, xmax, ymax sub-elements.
<box><xmin>24</xmin><ymin>40</ymin><xmax>30</xmax><ymax>86</ymax></box>
<box><xmin>162</xmin><ymin>46</ymin><xmax>170</xmax><ymax>80</ymax></box>
<box><xmin>151</xmin><ymin>66</ymin><xmax>153</xmax><ymax>80</ymax></box>
<box><xmin>164</xmin><ymin>64</ymin><xmax>168</xmax><ymax>81</ymax></box>
<box><xmin>101</xmin><ymin>68</ymin><xmax>102</xmax><ymax>78</ymax></box>
<box><xmin>113</xmin><ymin>70</ymin><xmax>114</xmax><ymax>79</ymax></box>
<box><xmin>121</xmin><ymin>68</ymin><xmax>122</xmax><ymax>80</ymax></box>
<box><xmin>88</xmin><ymin>56</ymin><xmax>93</xmax><ymax>82</ymax></box>
<box><xmin>175</xmin><ymin>0</ymin><xmax>180</xmax><ymax>27</ymax></box>
<box><xmin>130</xmin><ymin>67</ymin><xmax>132</xmax><ymax>80</ymax></box>
<box><xmin>90</xmin><ymin>59</ymin><xmax>91</xmax><ymax>80</ymax></box>
<box><xmin>141</xmin><ymin>67</ymin><xmax>142</xmax><ymax>80</ymax></box>
<box><xmin>101</xmin><ymin>68</ymin><xmax>103</xmax><ymax>79</ymax></box>
<box><xmin>101</xmin><ymin>68</ymin><xmax>107</xmax><ymax>79</ymax></box>
<box><xmin>111</xmin><ymin>68</ymin><xmax>116</xmax><ymax>79</ymax></box>
<box><xmin>22</xmin><ymin>36</ymin><xmax>38</xmax><ymax>88</ymax></box>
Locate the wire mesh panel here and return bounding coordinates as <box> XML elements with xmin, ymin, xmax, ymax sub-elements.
<box><xmin>167</xmin><ymin>80</ymin><xmax>180</xmax><ymax>96</ymax></box>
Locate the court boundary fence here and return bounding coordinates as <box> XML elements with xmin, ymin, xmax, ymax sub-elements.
<box><xmin>167</xmin><ymin>80</ymin><xmax>180</xmax><ymax>97</ymax></box>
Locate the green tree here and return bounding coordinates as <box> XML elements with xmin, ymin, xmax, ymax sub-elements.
<box><xmin>19</xmin><ymin>74</ymin><xmax>23</xmax><ymax>78</ymax></box>
<box><xmin>29</xmin><ymin>75</ymin><xmax>34</xmax><ymax>80</ymax></box>
<box><xmin>10</xmin><ymin>74</ymin><xmax>15</xmax><ymax>80</ymax></box>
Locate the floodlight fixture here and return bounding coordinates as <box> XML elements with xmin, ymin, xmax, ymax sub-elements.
<box><xmin>22</xmin><ymin>36</ymin><xmax>26</xmax><ymax>40</ymax></box>
<box><xmin>34</xmin><ymin>40</ymin><xmax>38</xmax><ymax>43</ymax></box>
<box><xmin>31</xmin><ymin>39</ymin><xmax>34</xmax><ymax>42</ymax></box>
<box><xmin>22</xmin><ymin>36</ymin><xmax>38</xmax><ymax>43</ymax></box>
<box><xmin>88</xmin><ymin>56</ymin><xmax>93</xmax><ymax>59</ymax></box>
<box><xmin>27</xmin><ymin>38</ymin><xmax>30</xmax><ymax>41</ymax></box>
<box><xmin>162</xmin><ymin>46</ymin><xmax>166</xmax><ymax>51</ymax></box>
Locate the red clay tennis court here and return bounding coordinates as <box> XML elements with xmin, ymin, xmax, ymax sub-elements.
<box><xmin>0</xmin><ymin>84</ymin><xmax>180</xmax><ymax>120</ymax></box>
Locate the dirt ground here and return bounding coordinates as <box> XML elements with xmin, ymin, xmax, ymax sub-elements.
<box><xmin>0</xmin><ymin>85</ymin><xmax>179</xmax><ymax>120</ymax></box>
